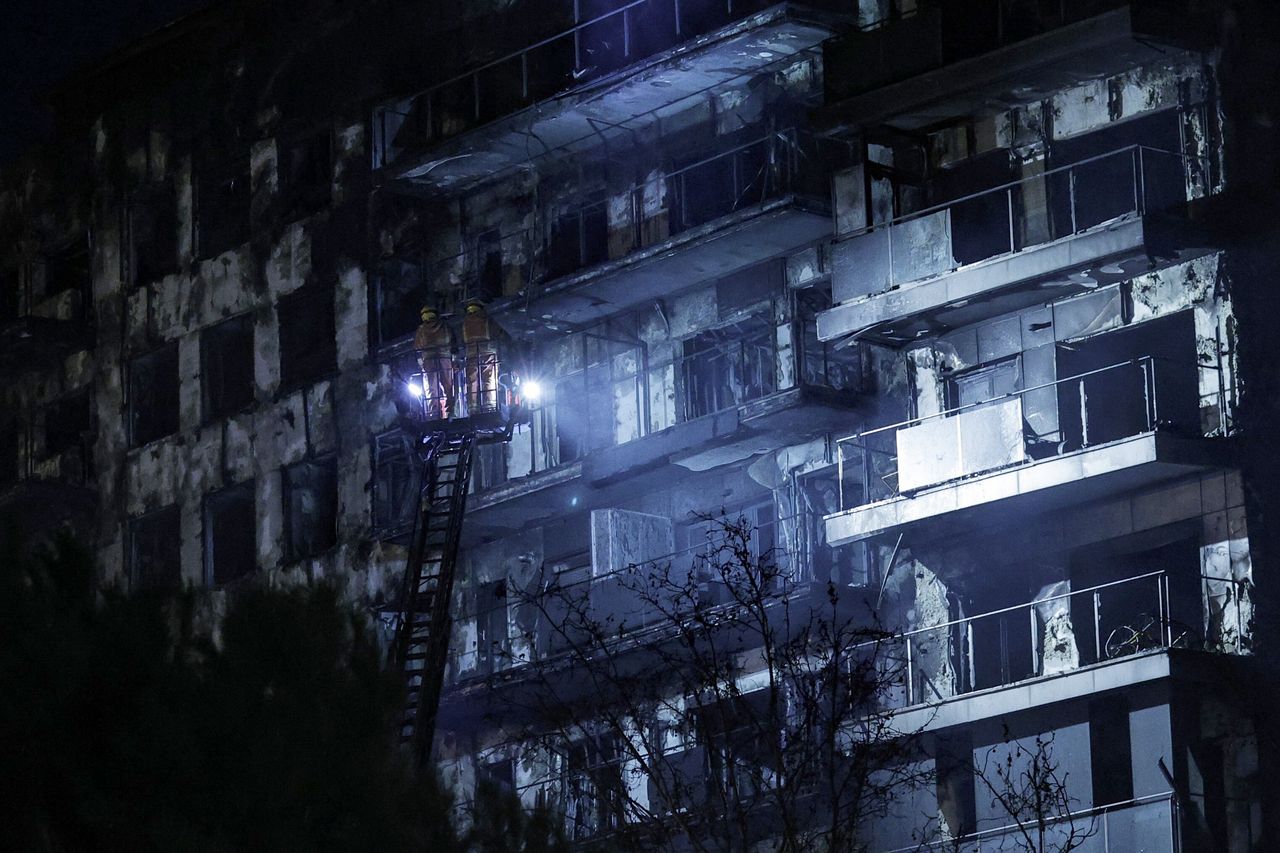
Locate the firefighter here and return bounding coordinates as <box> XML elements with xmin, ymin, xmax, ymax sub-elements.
<box><xmin>414</xmin><ymin>305</ymin><xmax>455</xmax><ymax>419</ymax></box>
<box><xmin>461</xmin><ymin>299</ymin><xmax>499</xmax><ymax>413</ymax></box>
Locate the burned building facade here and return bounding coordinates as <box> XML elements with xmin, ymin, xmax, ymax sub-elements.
<box><xmin>3</xmin><ymin>0</ymin><xmax>1278</xmax><ymax>849</ymax></box>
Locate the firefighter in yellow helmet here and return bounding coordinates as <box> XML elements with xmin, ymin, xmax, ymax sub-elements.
<box><xmin>414</xmin><ymin>305</ymin><xmax>455</xmax><ymax>419</ymax></box>
<box><xmin>461</xmin><ymin>299</ymin><xmax>499</xmax><ymax>414</ymax></box>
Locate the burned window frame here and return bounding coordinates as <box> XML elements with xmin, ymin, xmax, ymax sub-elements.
<box><xmin>280</xmin><ymin>129</ymin><xmax>333</xmax><ymax>221</ymax></box>
<box><xmin>0</xmin><ymin>419</ymin><xmax>24</xmax><ymax>485</ymax></box>
<box><xmin>277</xmin><ymin>283</ymin><xmax>337</xmax><ymax>391</ymax></box>
<box><xmin>282</xmin><ymin>454</ymin><xmax>339</xmax><ymax>562</ymax></box>
<box><xmin>128</xmin><ymin>179</ymin><xmax>180</xmax><ymax>286</ymax></box>
<box><xmin>128</xmin><ymin>342</ymin><xmax>181</xmax><ymax>448</ymax></box>
<box><xmin>371</xmin><ymin>429</ymin><xmax>419</xmax><ymax>538</ymax></box>
<box><xmin>127</xmin><ymin>504</ymin><xmax>182</xmax><ymax>593</ymax></box>
<box><xmin>678</xmin><ymin>312</ymin><xmax>778</xmax><ymax>421</ymax></box>
<box><xmin>200</xmin><ymin>312</ymin><xmax>256</xmax><ymax>423</ymax></box>
<box><xmin>196</xmin><ymin>158</ymin><xmax>251</xmax><ymax>260</ymax></box>
<box><xmin>203</xmin><ymin>480</ymin><xmax>257</xmax><ymax>587</ymax></box>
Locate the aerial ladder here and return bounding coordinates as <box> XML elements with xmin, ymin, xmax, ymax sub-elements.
<box><xmin>388</xmin><ymin>342</ymin><xmax>532</xmax><ymax>765</ymax></box>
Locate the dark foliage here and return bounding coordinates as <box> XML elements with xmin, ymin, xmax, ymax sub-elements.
<box><xmin>0</xmin><ymin>533</ymin><xmax>454</xmax><ymax>853</ymax></box>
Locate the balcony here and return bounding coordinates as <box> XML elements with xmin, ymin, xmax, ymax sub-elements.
<box><xmin>818</xmin><ymin>146</ymin><xmax>1215</xmax><ymax>344</ymax></box>
<box><xmin>826</xmin><ymin>356</ymin><xmax>1230</xmax><ymax>546</ymax></box>
<box><xmin>821</xmin><ymin>0</ymin><xmax>1219</xmax><ymax>135</ymax></box>
<box><xmin>372</xmin><ymin>1</ymin><xmax>841</xmax><ymax>191</ymax></box>
<box><xmin>0</xmin><ymin>424</ymin><xmax>97</xmax><ymax>537</ymax></box>
<box><xmin>869</xmin><ymin>569</ymin><xmax>1247</xmax><ymax>716</ymax></box>
<box><xmin>371</xmin><ymin>130</ymin><xmax>836</xmax><ymax>350</ymax></box>
<box><xmin>0</xmin><ymin>282</ymin><xmax>95</xmax><ymax>377</ymax></box>
<box><xmin>408</xmin><ymin>319</ymin><xmax>861</xmax><ymax>539</ymax></box>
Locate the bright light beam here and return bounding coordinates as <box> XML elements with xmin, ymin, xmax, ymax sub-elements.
<box><xmin>406</xmin><ymin>380</ymin><xmax>425</xmax><ymax>399</ymax></box>
<box><xmin>520</xmin><ymin>379</ymin><xmax>543</xmax><ymax>403</ymax></box>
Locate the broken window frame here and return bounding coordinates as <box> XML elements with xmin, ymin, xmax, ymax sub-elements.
<box><xmin>796</xmin><ymin>286</ymin><xmax>866</xmax><ymax>392</ymax></box>
<box><xmin>128</xmin><ymin>342</ymin><xmax>181</xmax><ymax>448</ymax></box>
<box><xmin>277</xmin><ymin>283</ymin><xmax>337</xmax><ymax>391</ymax></box>
<box><xmin>203</xmin><ymin>480</ymin><xmax>257</xmax><ymax>587</ymax></box>
<box><xmin>371</xmin><ymin>429</ymin><xmax>420</xmax><ymax>539</ymax></box>
<box><xmin>561</xmin><ymin>735</ymin><xmax>627</xmax><ymax>841</ymax></box>
<box><xmin>200</xmin><ymin>312</ymin><xmax>256</xmax><ymax>423</ymax></box>
<box><xmin>678</xmin><ymin>313</ymin><xmax>778</xmax><ymax>421</ymax></box>
<box><xmin>127</xmin><ymin>504</ymin><xmax>182</xmax><ymax>594</ymax></box>
<box><xmin>281</xmin><ymin>454</ymin><xmax>339</xmax><ymax>562</ymax></box>
<box><xmin>195</xmin><ymin>158</ymin><xmax>251</xmax><ymax>260</ymax></box>
<box><xmin>0</xmin><ymin>263</ymin><xmax>23</xmax><ymax>324</ymax></box>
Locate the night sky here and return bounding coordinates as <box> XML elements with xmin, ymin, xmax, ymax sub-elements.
<box><xmin>1</xmin><ymin>0</ymin><xmax>211</xmax><ymax>163</ymax></box>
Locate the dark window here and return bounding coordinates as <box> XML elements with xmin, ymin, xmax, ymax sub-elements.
<box><xmin>278</xmin><ymin>284</ymin><xmax>336</xmax><ymax>389</ymax></box>
<box><xmin>281</xmin><ymin>131</ymin><xmax>332</xmax><ymax>219</ymax></box>
<box><xmin>1090</xmin><ymin>696</ymin><xmax>1133</xmax><ymax>806</ymax></box>
<box><xmin>283</xmin><ymin>456</ymin><xmax>338</xmax><ymax>561</ymax></box>
<box><xmin>44</xmin><ymin>238</ymin><xmax>90</xmax><ymax>300</ymax></box>
<box><xmin>128</xmin><ymin>505</ymin><xmax>181</xmax><ymax>593</ymax></box>
<box><xmin>372</xmin><ymin>430</ymin><xmax>418</xmax><ymax>536</ymax></box>
<box><xmin>197</xmin><ymin>161</ymin><xmax>250</xmax><ymax>259</ymax></box>
<box><xmin>129</xmin><ymin>343</ymin><xmax>180</xmax><ymax>447</ymax></box>
<box><xmin>565</xmin><ymin>738</ymin><xmax>626</xmax><ymax>840</ymax></box>
<box><xmin>798</xmin><ymin>288</ymin><xmax>866</xmax><ymax>392</ymax></box>
<box><xmin>0</xmin><ymin>424</ymin><xmax>20</xmax><ymax>484</ymax></box>
<box><xmin>373</xmin><ymin>257</ymin><xmax>424</xmax><ymax>349</ymax></box>
<box><xmin>44</xmin><ymin>389</ymin><xmax>92</xmax><ymax>460</ymax></box>
<box><xmin>546</xmin><ymin>201</ymin><xmax>607</xmax><ymax>279</ymax></box>
<box><xmin>204</xmin><ymin>481</ymin><xmax>256</xmax><ymax>586</ymax></box>
<box><xmin>935</xmin><ymin>731</ymin><xmax>976</xmax><ymax>837</ymax></box>
<box><xmin>478</xmin><ymin>757</ymin><xmax>515</xmax><ymax>796</ymax></box>
<box><xmin>475</xmin><ymin>229</ymin><xmax>503</xmax><ymax>301</ymax></box>
<box><xmin>680</xmin><ymin>315</ymin><xmax>777</xmax><ymax>419</ymax></box>
<box><xmin>0</xmin><ymin>266</ymin><xmax>21</xmax><ymax>323</ymax></box>
<box><xmin>476</xmin><ymin>579</ymin><xmax>509</xmax><ymax>674</ymax></box>
<box><xmin>201</xmin><ymin>314</ymin><xmax>255</xmax><ymax>421</ymax></box>
<box><xmin>130</xmin><ymin>182</ymin><xmax>179</xmax><ymax>284</ymax></box>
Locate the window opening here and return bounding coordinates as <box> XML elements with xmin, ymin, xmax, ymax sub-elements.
<box><xmin>43</xmin><ymin>389</ymin><xmax>92</xmax><ymax>462</ymax></box>
<box><xmin>201</xmin><ymin>313</ymin><xmax>255</xmax><ymax>421</ymax></box>
<box><xmin>283</xmin><ymin>456</ymin><xmax>338</xmax><ymax>561</ymax></box>
<box><xmin>129</xmin><ymin>343</ymin><xmax>180</xmax><ymax>447</ymax></box>
<box><xmin>130</xmin><ymin>182</ymin><xmax>179</xmax><ymax>285</ymax></box>
<box><xmin>278</xmin><ymin>284</ymin><xmax>337</xmax><ymax>389</ymax></box>
<box><xmin>204</xmin><ymin>481</ymin><xmax>256</xmax><ymax>586</ymax></box>
<box><xmin>128</xmin><ymin>505</ymin><xmax>182</xmax><ymax>593</ymax></box>
<box><xmin>680</xmin><ymin>314</ymin><xmax>777</xmax><ymax>420</ymax></box>
<box><xmin>197</xmin><ymin>160</ymin><xmax>250</xmax><ymax>259</ymax></box>
<box><xmin>281</xmin><ymin>131</ymin><xmax>332</xmax><ymax>219</ymax></box>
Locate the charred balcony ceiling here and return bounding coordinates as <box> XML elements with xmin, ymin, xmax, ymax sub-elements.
<box><xmin>818</xmin><ymin>1</ymin><xmax>1220</xmax><ymax>137</ymax></box>
<box><xmin>373</xmin><ymin>3</ymin><xmax>840</xmax><ymax>194</ymax></box>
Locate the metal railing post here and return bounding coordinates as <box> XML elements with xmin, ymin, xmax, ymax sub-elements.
<box><xmin>1141</xmin><ymin>358</ymin><xmax>1153</xmax><ymax>430</ymax></box>
<box><xmin>473</xmin><ymin>73</ymin><xmax>481</xmax><ymax>122</ymax></box>
<box><xmin>1030</xmin><ymin>605</ymin><xmax>1039</xmax><ymax>675</ymax></box>
<box><xmin>521</xmin><ymin>51</ymin><xmax>529</xmax><ymax>100</ymax></box>
<box><xmin>1157</xmin><ymin>572</ymin><xmax>1169</xmax><ymax>646</ymax></box>
<box><xmin>623</xmin><ymin>7</ymin><xmax>631</xmax><ymax>59</ymax></box>
<box><xmin>1007</xmin><ymin>186</ymin><xmax>1016</xmax><ymax>252</ymax></box>
<box><xmin>905</xmin><ymin>636</ymin><xmax>914</xmax><ymax>705</ymax></box>
<box><xmin>1138</xmin><ymin>146</ymin><xmax>1147</xmax><ymax>214</ymax></box>
<box><xmin>1093</xmin><ymin>589</ymin><xmax>1102</xmax><ymax>662</ymax></box>
<box><xmin>1069</xmin><ymin>166</ymin><xmax>1078</xmax><ymax>234</ymax></box>
<box><xmin>1132</xmin><ymin>148</ymin><xmax>1141</xmax><ymax>215</ymax></box>
<box><xmin>1079</xmin><ymin>377</ymin><xmax>1089</xmax><ymax>447</ymax></box>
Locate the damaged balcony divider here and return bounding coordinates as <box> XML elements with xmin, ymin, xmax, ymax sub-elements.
<box><xmin>373</xmin><ymin>0</ymin><xmax>835</xmax><ymax>169</ymax></box>
<box><xmin>831</xmin><ymin>145</ymin><xmax>1208</xmax><ymax>306</ymax></box>
<box><xmin>371</xmin><ymin>129</ymin><xmax>820</xmax><ymax>352</ymax></box>
<box><xmin>835</xmin><ymin>355</ymin><xmax>1226</xmax><ymax>512</ymax></box>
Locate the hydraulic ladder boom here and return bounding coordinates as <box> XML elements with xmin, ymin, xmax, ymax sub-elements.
<box><xmin>391</xmin><ymin>430</ymin><xmax>477</xmax><ymax>765</ymax></box>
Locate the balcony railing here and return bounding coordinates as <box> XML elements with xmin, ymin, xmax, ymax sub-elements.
<box><xmin>888</xmin><ymin>792</ymin><xmax>1179</xmax><ymax>853</ymax></box>
<box><xmin>372</xmin><ymin>128</ymin><xmax>831</xmax><ymax>351</ymax></box>
<box><xmin>835</xmin><ymin>355</ymin><xmax>1227</xmax><ymax>512</ymax></box>
<box><xmin>834</xmin><ymin>145</ymin><xmax>1207</xmax><ymax>302</ymax></box>
<box><xmin>373</xmin><ymin>0</ymin><xmax>837</xmax><ymax>170</ymax></box>
<box><xmin>867</xmin><ymin>569</ymin><xmax>1247</xmax><ymax>710</ymax></box>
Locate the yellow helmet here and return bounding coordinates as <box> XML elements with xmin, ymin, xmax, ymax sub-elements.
<box><xmin>420</xmin><ymin>306</ymin><xmax>439</xmax><ymax>321</ymax></box>
<box><xmin>465</xmin><ymin>302</ymin><xmax>484</xmax><ymax>315</ymax></box>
